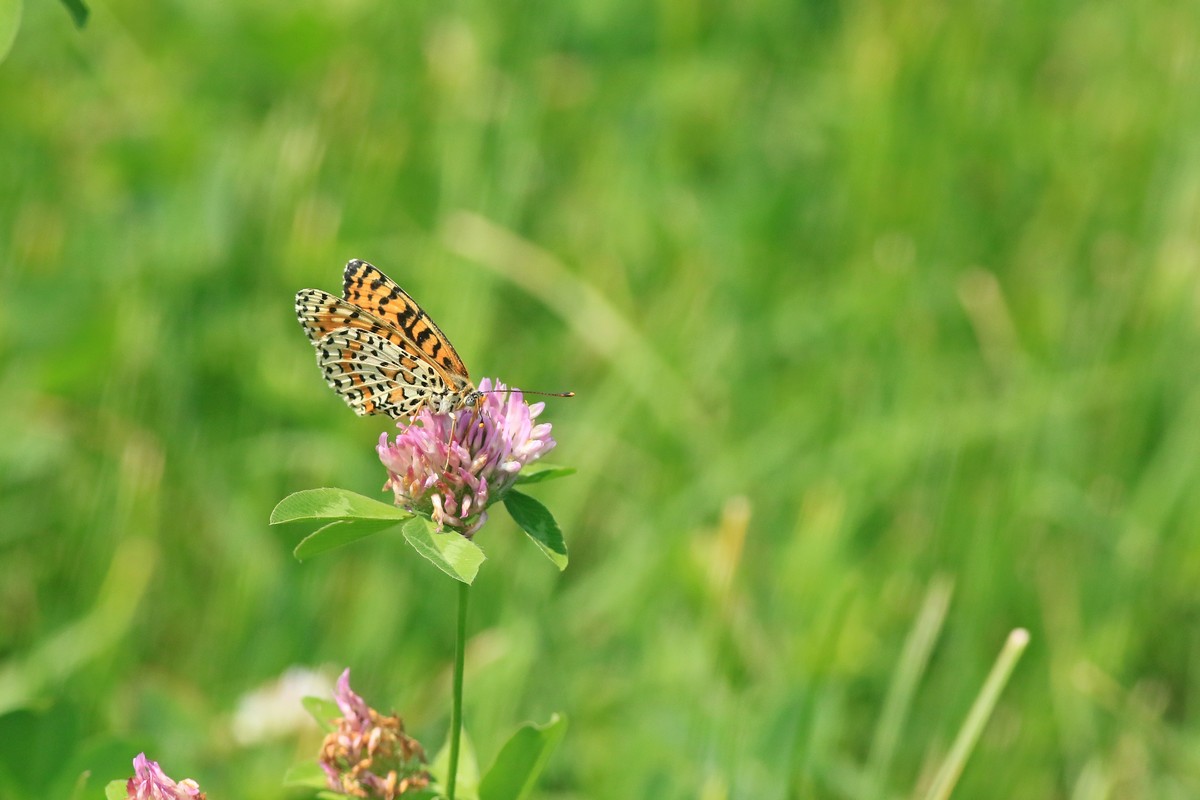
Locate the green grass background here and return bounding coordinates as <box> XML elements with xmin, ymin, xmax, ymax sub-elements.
<box><xmin>3</xmin><ymin>0</ymin><xmax>1200</xmax><ymax>797</ymax></box>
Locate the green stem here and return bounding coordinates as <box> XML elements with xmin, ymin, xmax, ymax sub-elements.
<box><xmin>447</xmin><ymin>580</ymin><xmax>469</xmax><ymax>800</ymax></box>
<box><xmin>923</xmin><ymin>628</ymin><xmax>1030</xmax><ymax>800</ymax></box>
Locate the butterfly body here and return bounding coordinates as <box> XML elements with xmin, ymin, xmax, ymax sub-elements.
<box><xmin>296</xmin><ymin>259</ymin><xmax>481</xmax><ymax>420</ymax></box>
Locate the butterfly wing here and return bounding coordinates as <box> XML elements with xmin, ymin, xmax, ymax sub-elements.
<box><xmin>295</xmin><ymin>260</ymin><xmax>476</xmax><ymax>419</ymax></box>
<box><xmin>313</xmin><ymin>327</ymin><xmax>452</xmax><ymax>418</ymax></box>
<box><xmin>296</xmin><ymin>287</ymin><xmax>404</xmax><ymax>349</ymax></box>
<box><xmin>341</xmin><ymin>259</ymin><xmax>472</xmax><ymax>391</ymax></box>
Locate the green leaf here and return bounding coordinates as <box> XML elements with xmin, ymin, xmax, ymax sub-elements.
<box><xmin>0</xmin><ymin>706</ymin><xmax>78</xmax><ymax>794</ymax></box>
<box><xmin>302</xmin><ymin>695</ymin><xmax>341</xmax><ymax>732</ymax></box>
<box><xmin>271</xmin><ymin>487</ymin><xmax>407</xmax><ymax>526</ymax></box>
<box><xmin>283</xmin><ymin>760</ymin><xmax>328</xmax><ymax>789</ymax></box>
<box><xmin>514</xmin><ymin>463</ymin><xmax>576</xmax><ymax>485</ymax></box>
<box><xmin>53</xmin><ymin>737</ymin><xmax>144</xmax><ymax>800</ymax></box>
<box><xmin>503</xmin><ymin>491</ymin><xmax>568</xmax><ymax>570</ymax></box>
<box><xmin>104</xmin><ymin>780</ymin><xmax>126</xmax><ymax>800</ymax></box>
<box><xmin>479</xmin><ymin>714</ymin><xmax>568</xmax><ymax>800</ymax></box>
<box><xmin>401</xmin><ymin>517</ymin><xmax>485</xmax><ymax>584</ymax></box>
<box><xmin>293</xmin><ymin>518</ymin><xmax>403</xmax><ymax>561</ymax></box>
<box><xmin>270</xmin><ymin>488</ymin><xmax>411</xmax><ymax>560</ymax></box>
<box><xmin>432</xmin><ymin>728</ymin><xmax>479</xmax><ymax>800</ymax></box>
<box><xmin>0</xmin><ymin>0</ymin><xmax>21</xmax><ymax>65</ymax></box>
<box><xmin>58</xmin><ymin>0</ymin><xmax>86</xmax><ymax>28</ymax></box>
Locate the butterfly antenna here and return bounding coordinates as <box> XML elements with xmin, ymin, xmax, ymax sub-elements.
<box><xmin>478</xmin><ymin>388</ymin><xmax>575</xmax><ymax>398</ymax></box>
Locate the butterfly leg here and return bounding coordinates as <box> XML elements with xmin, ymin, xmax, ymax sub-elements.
<box><xmin>443</xmin><ymin>408</ymin><xmax>461</xmax><ymax>472</ymax></box>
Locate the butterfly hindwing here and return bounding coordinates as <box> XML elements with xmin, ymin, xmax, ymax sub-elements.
<box><xmin>314</xmin><ymin>327</ymin><xmax>451</xmax><ymax>419</ymax></box>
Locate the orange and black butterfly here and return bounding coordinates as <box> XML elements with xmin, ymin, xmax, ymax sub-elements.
<box><xmin>295</xmin><ymin>259</ymin><xmax>483</xmax><ymax>419</ymax></box>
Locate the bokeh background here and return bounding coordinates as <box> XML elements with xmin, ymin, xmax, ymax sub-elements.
<box><xmin>3</xmin><ymin>0</ymin><xmax>1200</xmax><ymax>797</ymax></box>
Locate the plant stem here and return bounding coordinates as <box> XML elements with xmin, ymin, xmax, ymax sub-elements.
<box><xmin>447</xmin><ymin>579</ymin><xmax>469</xmax><ymax>800</ymax></box>
<box><xmin>923</xmin><ymin>628</ymin><xmax>1030</xmax><ymax>800</ymax></box>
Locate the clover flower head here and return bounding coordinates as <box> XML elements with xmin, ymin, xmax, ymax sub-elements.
<box><xmin>125</xmin><ymin>754</ymin><xmax>205</xmax><ymax>800</ymax></box>
<box><xmin>318</xmin><ymin>668</ymin><xmax>430</xmax><ymax>799</ymax></box>
<box><xmin>377</xmin><ymin>377</ymin><xmax>557</xmax><ymax>536</ymax></box>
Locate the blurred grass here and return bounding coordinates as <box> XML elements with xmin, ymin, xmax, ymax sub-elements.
<box><xmin>2</xmin><ymin>0</ymin><xmax>1200</xmax><ymax>797</ymax></box>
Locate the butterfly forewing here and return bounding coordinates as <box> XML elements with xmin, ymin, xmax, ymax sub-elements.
<box><xmin>342</xmin><ymin>259</ymin><xmax>471</xmax><ymax>389</ymax></box>
<box><xmin>295</xmin><ymin>259</ymin><xmax>477</xmax><ymax>420</ymax></box>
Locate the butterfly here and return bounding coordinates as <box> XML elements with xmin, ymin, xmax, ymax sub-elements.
<box><xmin>295</xmin><ymin>259</ymin><xmax>484</xmax><ymax>420</ymax></box>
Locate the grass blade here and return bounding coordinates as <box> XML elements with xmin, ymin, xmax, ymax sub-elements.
<box><xmin>864</xmin><ymin>575</ymin><xmax>954</xmax><ymax>799</ymax></box>
<box><xmin>922</xmin><ymin>628</ymin><xmax>1031</xmax><ymax>800</ymax></box>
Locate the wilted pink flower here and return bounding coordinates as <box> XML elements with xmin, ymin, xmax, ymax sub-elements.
<box><xmin>377</xmin><ymin>377</ymin><xmax>557</xmax><ymax>536</ymax></box>
<box><xmin>125</xmin><ymin>754</ymin><xmax>205</xmax><ymax>800</ymax></box>
<box><xmin>319</xmin><ymin>669</ymin><xmax>429</xmax><ymax>799</ymax></box>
